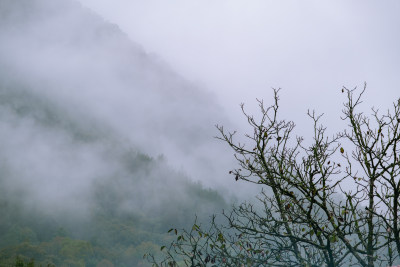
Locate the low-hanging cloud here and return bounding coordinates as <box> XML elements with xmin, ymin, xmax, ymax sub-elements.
<box><xmin>0</xmin><ymin>0</ymin><xmax>250</xmax><ymax>198</ymax></box>
<box><xmin>0</xmin><ymin>0</ymin><xmax>264</xmax><ymax>236</ymax></box>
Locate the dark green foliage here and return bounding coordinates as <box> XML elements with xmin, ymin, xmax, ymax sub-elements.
<box><xmin>0</xmin><ymin>172</ymin><xmax>225</xmax><ymax>267</ymax></box>
<box><xmin>0</xmin><ymin>201</ymin><xmax>170</xmax><ymax>267</ymax></box>
<box><xmin>0</xmin><ymin>144</ymin><xmax>226</xmax><ymax>267</ymax></box>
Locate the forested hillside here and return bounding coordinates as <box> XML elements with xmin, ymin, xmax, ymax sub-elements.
<box><xmin>0</xmin><ymin>85</ymin><xmax>226</xmax><ymax>266</ymax></box>
<box><xmin>0</xmin><ymin>0</ymin><xmax>230</xmax><ymax>266</ymax></box>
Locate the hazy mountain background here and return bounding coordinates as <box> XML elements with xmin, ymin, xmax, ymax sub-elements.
<box><xmin>0</xmin><ymin>0</ymin><xmax>249</xmax><ymax>265</ymax></box>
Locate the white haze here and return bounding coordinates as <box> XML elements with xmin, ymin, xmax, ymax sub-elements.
<box><xmin>77</xmin><ymin>0</ymin><xmax>400</xmax><ymax>195</ymax></box>
<box><xmin>0</xmin><ymin>0</ymin><xmax>399</xmax><ymax>220</ymax></box>
<box><xmin>0</xmin><ymin>0</ymin><xmax>259</xmax><ymax>226</ymax></box>
<box><xmin>78</xmin><ymin>0</ymin><xmax>400</xmax><ymax>135</ymax></box>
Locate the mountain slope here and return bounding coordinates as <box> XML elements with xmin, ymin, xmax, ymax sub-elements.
<box><xmin>0</xmin><ymin>0</ymin><xmax>231</xmax><ymax>265</ymax></box>
<box><xmin>0</xmin><ymin>0</ymin><xmax>233</xmax><ymax>189</ymax></box>
<box><xmin>0</xmin><ymin>82</ymin><xmax>227</xmax><ymax>267</ymax></box>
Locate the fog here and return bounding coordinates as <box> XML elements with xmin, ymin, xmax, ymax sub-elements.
<box><xmin>0</xmin><ymin>0</ymin><xmax>398</xmax><ymax>219</ymax></box>
<box><xmin>76</xmin><ymin>0</ymin><xmax>400</xmax><ymax>196</ymax></box>
<box><xmin>0</xmin><ymin>0</ymin><xmax>248</xmax><ymax>245</ymax></box>
<box><xmin>78</xmin><ymin>0</ymin><xmax>400</xmax><ymax>134</ymax></box>
<box><xmin>0</xmin><ymin>0</ymin><xmax>398</xmax><ymax>220</ymax></box>
<box><xmin>0</xmin><ymin>0</ymin><xmax>399</xmax><ymax>265</ymax></box>
<box><xmin>1</xmin><ymin>0</ymin><xmax>255</xmax><ymax>207</ymax></box>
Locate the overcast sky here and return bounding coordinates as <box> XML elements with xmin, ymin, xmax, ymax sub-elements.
<box><xmin>0</xmin><ymin>0</ymin><xmax>398</xmax><ymax>212</ymax></box>
<box><xmin>78</xmin><ymin>0</ymin><xmax>400</xmax><ymax>131</ymax></box>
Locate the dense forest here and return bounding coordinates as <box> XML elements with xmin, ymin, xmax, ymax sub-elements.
<box><xmin>0</xmin><ymin>174</ymin><xmax>225</xmax><ymax>267</ymax></box>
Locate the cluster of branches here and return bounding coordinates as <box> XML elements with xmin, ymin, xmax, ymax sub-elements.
<box><xmin>145</xmin><ymin>85</ymin><xmax>400</xmax><ymax>267</ymax></box>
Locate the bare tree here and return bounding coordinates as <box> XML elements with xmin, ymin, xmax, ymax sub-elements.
<box><xmin>146</xmin><ymin>86</ymin><xmax>400</xmax><ymax>267</ymax></box>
